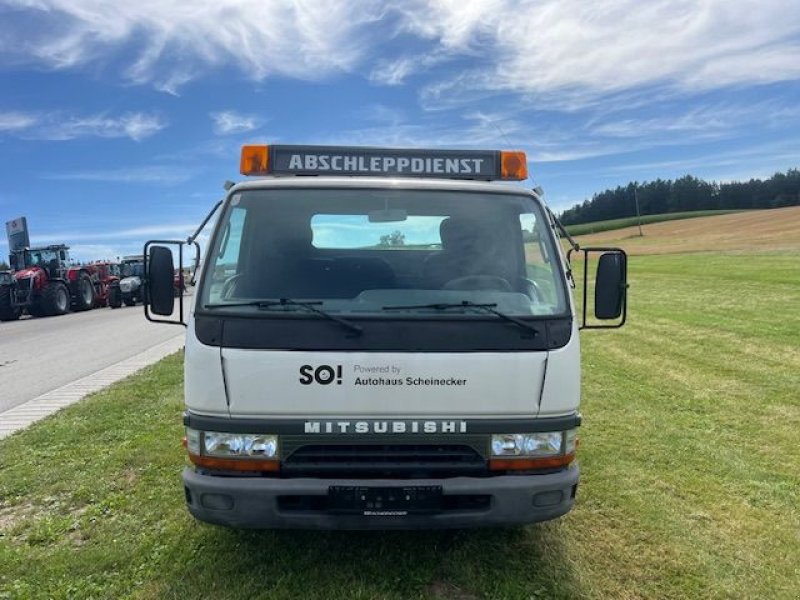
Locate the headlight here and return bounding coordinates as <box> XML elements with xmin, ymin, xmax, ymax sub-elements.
<box><xmin>204</xmin><ymin>431</ymin><xmax>278</xmax><ymax>458</ymax></box>
<box><xmin>187</xmin><ymin>428</ymin><xmax>278</xmax><ymax>458</ymax></box>
<box><xmin>491</xmin><ymin>431</ymin><xmax>564</xmax><ymax>457</ymax></box>
<box><xmin>489</xmin><ymin>429</ymin><xmax>578</xmax><ymax>471</ymax></box>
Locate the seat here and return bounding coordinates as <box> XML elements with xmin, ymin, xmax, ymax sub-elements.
<box><xmin>423</xmin><ymin>216</ymin><xmax>521</xmax><ymax>291</ymax></box>
<box><xmin>422</xmin><ymin>217</ymin><xmax>485</xmax><ymax>288</ymax></box>
<box><xmin>329</xmin><ymin>257</ymin><xmax>396</xmax><ymax>298</ymax></box>
<box><xmin>231</xmin><ymin>220</ymin><xmax>321</xmax><ymax>299</ymax></box>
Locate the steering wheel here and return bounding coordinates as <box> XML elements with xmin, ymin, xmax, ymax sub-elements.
<box><xmin>442</xmin><ymin>275</ymin><xmax>513</xmax><ymax>292</ymax></box>
<box><xmin>220</xmin><ymin>273</ymin><xmax>245</xmax><ymax>299</ymax></box>
<box><xmin>523</xmin><ymin>278</ymin><xmax>543</xmax><ymax>303</ymax></box>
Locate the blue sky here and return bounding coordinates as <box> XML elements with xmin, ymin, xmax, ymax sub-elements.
<box><xmin>1</xmin><ymin>0</ymin><xmax>799</xmax><ymax>260</ymax></box>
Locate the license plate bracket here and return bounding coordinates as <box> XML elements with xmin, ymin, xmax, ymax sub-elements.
<box><xmin>328</xmin><ymin>485</ymin><xmax>443</xmax><ymax>515</ymax></box>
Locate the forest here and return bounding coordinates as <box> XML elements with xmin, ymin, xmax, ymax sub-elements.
<box><xmin>558</xmin><ymin>168</ymin><xmax>800</xmax><ymax>225</ymax></box>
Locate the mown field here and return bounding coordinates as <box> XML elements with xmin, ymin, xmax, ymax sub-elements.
<box><xmin>1</xmin><ymin>215</ymin><xmax>799</xmax><ymax>598</ymax></box>
<box><xmin>563</xmin><ymin>209</ymin><xmax>742</xmax><ymax>236</ymax></box>
<box><xmin>573</xmin><ymin>205</ymin><xmax>800</xmax><ymax>255</ymax></box>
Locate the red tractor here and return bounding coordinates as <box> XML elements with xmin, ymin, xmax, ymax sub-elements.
<box><xmin>0</xmin><ymin>245</ymin><xmax>100</xmax><ymax>320</ymax></box>
<box><xmin>91</xmin><ymin>261</ymin><xmax>123</xmax><ymax>308</ymax></box>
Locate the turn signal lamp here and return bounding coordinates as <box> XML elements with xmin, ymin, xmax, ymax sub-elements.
<box><xmin>500</xmin><ymin>150</ymin><xmax>528</xmax><ymax>180</ymax></box>
<box><xmin>240</xmin><ymin>145</ymin><xmax>270</xmax><ymax>176</ymax></box>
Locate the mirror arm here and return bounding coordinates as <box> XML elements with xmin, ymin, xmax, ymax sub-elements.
<box><xmin>547</xmin><ymin>207</ymin><xmax>580</xmax><ymax>287</ymax></box>
<box><xmin>185</xmin><ymin>198</ymin><xmax>222</xmax><ymax>285</ymax></box>
<box><xmin>187</xmin><ymin>199</ymin><xmax>223</xmax><ymax>245</ymax></box>
<box><xmin>547</xmin><ymin>208</ymin><xmax>580</xmax><ymax>255</ymax></box>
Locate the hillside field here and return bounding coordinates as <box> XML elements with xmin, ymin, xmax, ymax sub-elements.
<box><xmin>1</xmin><ymin>209</ymin><xmax>799</xmax><ymax>599</ymax></box>
<box><xmin>572</xmin><ymin>205</ymin><xmax>800</xmax><ymax>255</ymax></box>
<box><xmin>563</xmin><ymin>210</ymin><xmax>743</xmax><ymax>236</ymax></box>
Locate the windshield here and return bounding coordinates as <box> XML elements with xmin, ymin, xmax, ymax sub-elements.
<box><xmin>22</xmin><ymin>249</ymin><xmax>61</xmax><ymax>268</ymax></box>
<box><xmin>122</xmin><ymin>262</ymin><xmax>144</xmax><ymax>277</ymax></box>
<box><xmin>199</xmin><ymin>187</ymin><xmax>568</xmax><ymax>317</ymax></box>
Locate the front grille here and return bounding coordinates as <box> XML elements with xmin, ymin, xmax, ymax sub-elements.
<box><xmin>277</xmin><ymin>493</ymin><xmax>491</xmax><ymax>513</ymax></box>
<box><xmin>282</xmin><ymin>438</ymin><xmax>489</xmax><ymax>478</ymax></box>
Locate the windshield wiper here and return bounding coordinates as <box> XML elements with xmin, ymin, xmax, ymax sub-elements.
<box><xmin>381</xmin><ymin>301</ymin><xmax>538</xmax><ymax>336</ymax></box>
<box><xmin>205</xmin><ymin>298</ymin><xmax>363</xmax><ymax>336</ymax></box>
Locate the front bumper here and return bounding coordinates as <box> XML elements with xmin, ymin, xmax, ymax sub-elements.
<box><xmin>183</xmin><ymin>465</ymin><xmax>579</xmax><ymax>530</ymax></box>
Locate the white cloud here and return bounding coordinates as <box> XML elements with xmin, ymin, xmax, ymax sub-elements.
<box><xmin>392</xmin><ymin>0</ymin><xmax>800</xmax><ymax>109</ymax></box>
<box><xmin>0</xmin><ymin>222</ymin><xmax>199</xmax><ymax>261</ymax></box>
<box><xmin>0</xmin><ymin>110</ymin><xmax>166</xmax><ymax>141</ymax></box>
<box><xmin>0</xmin><ymin>111</ymin><xmax>40</xmax><ymax>131</ymax></box>
<box><xmin>5</xmin><ymin>1</ymin><xmax>798</xmax><ymax>106</ymax></box>
<box><xmin>368</xmin><ymin>50</ymin><xmax>451</xmax><ymax>86</ymax></box>
<box><xmin>42</xmin><ymin>165</ymin><xmax>193</xmax><ymax>184</ymax></box>
<box><xmin>0</xmin><ymin>0</ymin><xmax>385</xmax><ymax>92</ymax></box>
<box><xmin>325</xmin><ymin>109</ymin><xmax>630</xmax><ymax>163</ymax></box>
<box><xmin>32</xmin><ymin>112</ymin><xmax>166</xmax><ymax>141</ymax></box>
<box><xmin>587</xmin><ymin>100</ymin><xmax>800</xmax><ymax>140</ymax></box>
<box><xmin>11</xmin><ymin>222</ymin><xmax>198</xmax><ymax>247</ymax></box>
<box><xmin>369</xmin><ymin>56</ymin><xmax>419</xmax><ymax>86</ymax></box>
<box><xmin>210</xmin><ymin>111</ymin><xmax>262</xmax><ymax>135</ymax></box>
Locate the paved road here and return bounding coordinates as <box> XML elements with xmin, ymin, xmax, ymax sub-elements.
<box><xmin>0</xmin><ymin>302</ymin><xmax>184</xmax><ymax>413</ymax></box>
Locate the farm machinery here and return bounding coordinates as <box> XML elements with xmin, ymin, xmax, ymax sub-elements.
<box><xmin>0</xmin><ymin>245</ymin><xmax>117</xmax><ymax>320</ymax></box>
<box><xmin>118</xmin><ymin>255</ymin><xmax>146</xmax><ymax>306</ymax></box>
<box><xmin>91</xmin><ymin>261</ymin><xmax>123</xmax><ymax>309</ymax></box>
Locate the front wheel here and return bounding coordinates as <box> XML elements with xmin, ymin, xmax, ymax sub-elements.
<box><xmin>0</xmin><ymin>286</ymin><xmax>21</xmax><ymax>321</ymax></box>
<box><xmin>73</xmin><ymin>274</ymin><xmax>95</xmax><ymax>311</ymax></box>
<box><xmin>42</xmin><ymin>282</ymin><xmax>69</xmax><ymax>316</ymax></box>
<box><xmin>109</xmin><ymin>284</ymin><xmax>122</xmax><ymax>309</ymax></box>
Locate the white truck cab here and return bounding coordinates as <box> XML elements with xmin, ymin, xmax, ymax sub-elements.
<box><xmin>144</xmin><ymin>144</ymin><xmax>627</xmax><ymax>529</ymax></box>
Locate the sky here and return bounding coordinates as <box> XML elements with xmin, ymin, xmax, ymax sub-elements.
<box><xmin>1</xmin><ymin>0</ymin><xmax>799</xmax><ymax>261</ymax></box>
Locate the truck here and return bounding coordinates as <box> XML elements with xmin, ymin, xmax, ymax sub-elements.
<box><xmin>143</xmin><ymin>144</ymin><xmax>627</xmax><ymax>529</ymax></box>
<box><xmin>0</xmin><ymin>245</ymin><xmax>99</xmax><ymax>320</ymax></box>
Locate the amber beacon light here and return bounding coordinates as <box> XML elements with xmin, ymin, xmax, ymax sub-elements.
<box><xmin>240</xmin><ymin>145</ymin><xmax>270</xmax><ymax>176</ymax></box>
<box><xmin>500</xmin><ymin>151</ymin><xmax>528</xmax><ymax>180</ymax></box>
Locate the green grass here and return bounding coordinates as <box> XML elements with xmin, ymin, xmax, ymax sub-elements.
<box><xmin>564</xmin><ymin>210</ymin><xmax>743</xmax><ymax>236</ymax></box>
<box><xmin>1</xmin><ymin>252</ymin><xmax>799</xmax><ymax>599</ymax></box>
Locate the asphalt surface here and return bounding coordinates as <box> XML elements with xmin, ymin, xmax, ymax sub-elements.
<box><xmin>0</xmin><ymin>301</ymin><xmax>184</xmax><ymax>414</ymax></box>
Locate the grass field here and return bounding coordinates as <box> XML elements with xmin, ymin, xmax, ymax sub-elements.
<box><xmin>563</xmin><ymin>210</ymin><xmax>743</xmax><ymax>236</ymax></box>
<box><xmin>2</xmin><ymin>214</ymin><xmax>799</xmax><ymax>598</ymax></box>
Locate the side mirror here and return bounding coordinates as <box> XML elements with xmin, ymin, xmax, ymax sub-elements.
<box><xmin>595</xmin><ymin>252</ymin><xmax>626</xmax><ymax>319</ymax></box>
<box><xmin>147</xmin><ymin>246</ymin><xmax>175</xmax><ymax>316</ymax></box>
<box><xmin>567</xmin><ymin>247</ymin><xmax>628</xmax><ymax>329</ymax></box>
<box><xmin>143</xmin><ymin>239</ymin><xmax>200</xmax><ymax>326</ymax></box>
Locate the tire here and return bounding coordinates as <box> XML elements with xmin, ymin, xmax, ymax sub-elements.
<box><xmin>123</xmin><ymin>297</ymin><xmax>136</xmax><ymax>307</ymax></box>
<box><xmin>109</xmin><ymin>284</ymin><xmax>122</xmax><ymax>309</ymax></box>
<box><xmin>73</xmin><ymin>274</ymin><xmax>95</xmax><ymax>311</ymax></box>
<box><xmin>0</xmin><ymin>285</ymin><xmax>21</xmax><ymax>321</ymax></box>
<box><xmin>42</xmin><ymin>282</ymin><xmax>69</xmax><ymax>316</ymax></box>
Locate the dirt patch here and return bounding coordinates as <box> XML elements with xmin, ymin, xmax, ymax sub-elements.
<box><xmin>0</xmin><ymin>502</ymin><xmax>35</xmax><ymax>533</ymax></box>
<box><xmin>425</xmin><ymin>580</ymin><xmax>480</xmax><ymax>600</ymax></box>
<box><xmin>572</xmin><ymin>206</ymin><xmax>800</xmax><ymax>255</ymax></box>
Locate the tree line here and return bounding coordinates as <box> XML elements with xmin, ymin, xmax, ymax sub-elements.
<box><xmin>558</xmin><ymin>168</ymin><xmax>800</xmax><ymax>225</ymax></box>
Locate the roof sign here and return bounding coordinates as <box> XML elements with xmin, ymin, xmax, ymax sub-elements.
<box><xmin>240</xmin><ymin>145</ymin><xmax>528</xmax><ymax>180</ymax></box>
<box><xmin>5</xmin><ymin>216</ymin><xmax>30</xmax><ymax>252</ymax></box>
